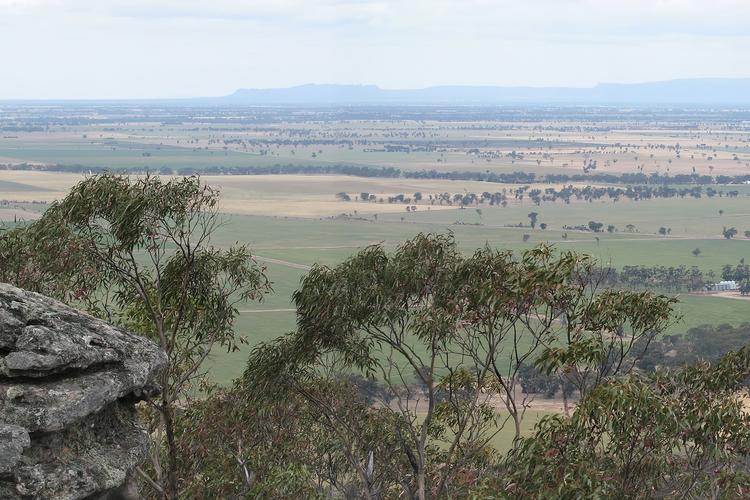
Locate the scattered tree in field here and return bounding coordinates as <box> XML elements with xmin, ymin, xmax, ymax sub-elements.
<box><xmin>625</xmin><ymin>224</ymin><xmax>636</xmax><ymax>233</ymax></box>
<box><xmin>692</xmin><ymin>248</ymin><xmax>702</xmax><ymax>257</ymax></box>
<box><xmin>745</xmin><ymin>230</ymin><xmax>750</xmax><ymax>239</ymax></box>
<box><xmin>523</xmin><ymin>233</ymin><xmax>531</xmax><ymax>242</ymax></box>
<box><xmin>336</xmin><ymin>192</ymin><xmax>351</xmax><ymax>201</ymax></box>
<box><xmin>539</xmin><ymin>222</ymin><xmax>547</xmax><ymax>230</ymax></box>
<box><xmin>723</xmin><ymin>226</ymin><xmax>738</xmax><ymax>239</ymax></box>
<box><xmin>606</xmin><ymin>224</ymin><xmax>616</xmax><ymax>233</ymax></box>
<box><xmin>528</xmin><ymin>211</ymin><xmax>538</xmax><ymax>228</ymax></box>
<box><xmin>659</xmin><ymin>227</ymin><xmax>668</xmax><ymax>236</ymax></box>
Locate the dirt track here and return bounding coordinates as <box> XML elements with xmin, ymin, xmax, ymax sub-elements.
<box><xmin>707</xmin><ymin>291</ymin><xmax>750</xmax><ymax>302</ymax></box>
<box><xmin>254</xmin><ymin>255</ymin><xmax>312</xmax><ymax>270</ymax></box>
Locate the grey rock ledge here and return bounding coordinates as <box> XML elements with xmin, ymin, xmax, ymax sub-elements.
<box><xmin>0</xmin><ymin>283</ymin><xmax>167</xmax><ymax>499</ymax></box>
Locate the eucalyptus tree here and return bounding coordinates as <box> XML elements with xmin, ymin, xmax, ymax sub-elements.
<box><xmin>535</xmin><ymin>285</ymin><xmax>677</xmax><ymax>398</ymax></box>
<box><xmin>0</xmin><ymin>175</ymin><xmax>270</xmax><ymax>499</ymax></box>
<box><xmin>494</xmin><ymin>346</ymin><xmax>750</xmax><ymax>497</ymax></box>
<box><xmin>246</xmin><ymin>233</ymin><xmax>676</xmax><ymax>499</ymax></box>
<box><xmin>248</xmin><ymin>234</ymin><xmax>498</xmax><ymax>499</ymax></box>
<box><xmin>452</xmin><ymin>244</ymin><xmax>675</xmax><ymax>436</ymax></box>
<box><xmin>0</xmin><ymin>218</ymin><xmax>98</xmax><ymax>302</ymax></box>
<box><xmin>174</xmin><ymin>374</ymin><xmax>402</xmax><ymax>499</ymax></box>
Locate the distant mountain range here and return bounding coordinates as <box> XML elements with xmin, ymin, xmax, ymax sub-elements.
<box><xmin>3</xmin><ymin>79</ymin><xmax>749</xmax><ymax>106</ymax></box>
<box><xmin>216</xmin><ymin>79</ymin><xmax>750</xmax><ymax>105</ymax></box>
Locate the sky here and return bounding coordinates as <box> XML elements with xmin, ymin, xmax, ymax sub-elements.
<box><xmin>1</xmin><ymin>0</ymin><xmax>750</xmax><ymax>99</ymax></box>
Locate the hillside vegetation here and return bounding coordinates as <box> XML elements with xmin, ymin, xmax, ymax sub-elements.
<box><xmin>2</xmin><ymin>174</ymin><xmax>750</xmax><ymax>498</ymax></box>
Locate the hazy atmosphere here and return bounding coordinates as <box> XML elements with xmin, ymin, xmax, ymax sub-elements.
<box><xmin>2</xmin><ymin>0</ymin><xmax>750</xmax><ymax>98</ymax></box>
<box><xmin>3</xmin><ymin>1</ymin><xmax>750</xmax><ymax>499</ymax></box>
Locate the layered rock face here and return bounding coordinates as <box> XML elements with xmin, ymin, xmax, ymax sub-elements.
<box><xmin>0</xmin><ymin>283</ymin><xmax>167</xmax><ymax>499</ymax></box>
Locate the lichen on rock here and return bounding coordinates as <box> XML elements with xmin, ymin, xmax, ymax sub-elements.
<box><xmin>0</xmin><ymin>283</ymin><xmax>166</xmax><ymax>499</ymax></box>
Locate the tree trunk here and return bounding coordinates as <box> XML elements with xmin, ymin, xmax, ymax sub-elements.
<box><xmin>513</xmin><ymin>410</ymin><xmax>522</xmax><ymax>444</ymax></box>
<box><xmin>161</xmin><ymin>399</ymin><xmax>179</xmax><ymax>500</ymax></box>
<box><xmin>417</xmin><ymin>469</ymin><xmax>426</xmax><ymax>500</ymax></box>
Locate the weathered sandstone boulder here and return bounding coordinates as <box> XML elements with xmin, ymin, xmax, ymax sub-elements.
<box><xmin>0</xmin><ymin>283</ymin><xmax>166</xmax><ymax>499</ymax></box>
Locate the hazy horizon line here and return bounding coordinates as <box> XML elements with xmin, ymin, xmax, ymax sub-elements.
<box><xmin>3</xmin><ymin>77</ymin><xmax>750</xmax><ymax>103</ymax></box>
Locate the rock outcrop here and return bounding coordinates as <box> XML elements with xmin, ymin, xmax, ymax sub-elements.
<box><xmin>0</xmin><ymin>283</ymin><xmax>167</xmax><ymax>499</ymax></box>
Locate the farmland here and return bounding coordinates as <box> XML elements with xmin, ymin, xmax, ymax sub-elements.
<box><xmin>1</xmin><ymin>104</ymin><xmax>750</xmax><ymax>385</ymax></box>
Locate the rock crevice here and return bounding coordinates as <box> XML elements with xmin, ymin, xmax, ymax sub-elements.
<box><xmin>0</xmin><ymin>283</ymin><xmax>167</xmax><ymax>499</ymax></box>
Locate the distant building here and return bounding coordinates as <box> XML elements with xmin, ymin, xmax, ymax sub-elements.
<box><xmin>707</xmin><ymin>280</ymin><xmax>739</xmax><ymax>291</ymax></box>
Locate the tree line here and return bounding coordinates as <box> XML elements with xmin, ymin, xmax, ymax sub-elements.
<box><xmin>5</xmin><ymin>161</ymin><xmax>750</xmax><ymax>187</ymax></box>
<box><xmin>600</xmin><ymin>264</ymin><xmax>709</xmax><ymax>292</ymax></box>
<box><xmin>337</xmin><ymin>183</ymin><xmax>740</xmax><ymax>211</ymax></box>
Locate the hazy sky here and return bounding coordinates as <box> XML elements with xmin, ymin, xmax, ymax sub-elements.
<box><xmin>2</xmin><ymin>0</ymin><xmax>749</xmax><ymax>99</ymax></box>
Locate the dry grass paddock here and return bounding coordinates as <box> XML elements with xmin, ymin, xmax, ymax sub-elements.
<box><xmin>0</xmin><ymin>171</ymin><xmax>602</xmax><ymax>218</ymax></box>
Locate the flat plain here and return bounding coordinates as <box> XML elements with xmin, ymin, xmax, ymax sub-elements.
<box><xmin>1</xmin><ymin>104</ymin><xmax>749</xmax><ymax>385</ymax></box>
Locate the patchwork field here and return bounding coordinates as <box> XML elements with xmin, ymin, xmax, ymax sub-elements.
<box><xmin>200</xmin><ymin>211</ymin><xmax>750</xmax><ymax>384</ymax></box>
<box><xmin>2</xmin><ymin>113</ymin><xmax>750</xmax><ymax>177</ymax></box>
<box><xmin>2</xmin><ymin>104</ymin><xmax>750</xmax><ymax>385</ymax></box>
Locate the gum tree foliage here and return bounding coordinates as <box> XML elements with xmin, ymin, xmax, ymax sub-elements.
<box><xmin>0</xmin><ymin>175</ymin><xmax>270</xmax><ymax>500</ymax></box>
<box><xmin>488</xmin><ymin>346</ymin><xmax>750</xmax><ymax>497</ymax></box>
<box><xmin>174</xmin><ymin>375</ymin><xmax>406</xmax><ymax>499</ymax></box>
<box><xmin>246</xmin><ymin>234</ymin><xmax>500</xmax><ymax>499</ymax></box>
<box><xmin>0</xmin><ymin>212</ymin><xmax>99</xmax><ymax>302</ymax></box>
<box><xmin>534</xmin><ymin>286</ymin><xmax>678</xmax><ymax>398</ymax></box>
<box><xmin>245</xmin><ymin>233</ymin><xmax>676</xmax><ymax>499</ymax></box>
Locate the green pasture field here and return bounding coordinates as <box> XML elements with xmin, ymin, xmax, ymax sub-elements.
<box><xmin>377</xmin><ymin>196</ymin><xmax>750</xmax><ymax>239</ymax></box>
<box><xmin>0</xmin><ymin>179</ymin><xmax>53</xmax><ymax>192</ymax></box>
<box><xmin>260</xmin><ymin>228</ymin><xmax>750</xmax><ymax>273</ymax></box>
<box><xmin>202</xmin><ymin>212</ymin><xmax>750</xmax><ymax>385</ymax></box>
<box><xmin>0</xmin><ymin>120</ymin><xmax>612</xmax><ymax>176</ymax></box>
<box><xmin>488</xmin><ymin>411</ymin><xmax>553</xmax><ymax>452</ymax></box>
<box><xmin>214</xmin><ymin>203</ymin><xmax>750</xmax><ymax>270</ymax></box>
<box><xmin>3</xmin><ymin>175</ymin><xmax>749</xmax><ymax>387</ymax></box>
<box><xmin>206</xmin><ymin>310</ymin><xmax>297</xmax><ymax>387</ymax></box>
<box><xmin>3</xmin><ymin>121</ymin><xmax>750</xmax><ymax>387</ymax></box>
<box><xmin>0</xmin><ymin>136</ymin><xmax>564</xmax><ymax>174</ymax></box>
<box><xmin>675</xmin><ymin>295</ymin><xmax>750</xmax><ymax>332</ymax></box>
<box><xmin>427</xmin><ymin>410</ymin><xmax>553</xmax><ymax>454</ymax></box>
<box><xmin>0</xmin><ymin>138</ymin><xmax>318</xmax><ymax>170</ymax></box>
